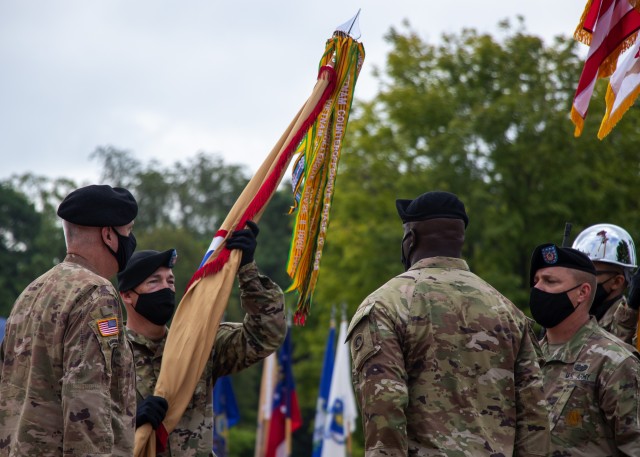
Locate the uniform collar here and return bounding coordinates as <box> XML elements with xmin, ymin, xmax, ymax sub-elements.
<box><xmin>408</xmin><ymin>256</ymin><xmax>470</xmax><ymax>272</ymax></box>
<box><xmin>542</xmin><ymin>317</ymin><xmax>599</xmax><ymax>364</ymax></box>
<box><xmin>125</xmin><ymin>326</ymin><xmax>167</xmax><ymax>353</ymax></box>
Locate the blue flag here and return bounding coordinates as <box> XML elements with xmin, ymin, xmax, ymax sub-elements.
<box><xmin>312</xmin><ymin>320</ymin><xmax>336</xmax><ymax>457</ymax></box>
<box><xmin>212</xmin><ymin>376</ymin><xmax>240</xmax><ymax>457</ymax></box>
<box><xmin>0</xmin><ymin>317</ymin><xmax>6</xmax><ymax>342</ymax></box>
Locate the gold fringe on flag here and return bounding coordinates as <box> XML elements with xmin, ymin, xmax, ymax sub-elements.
<box><xmin>630</xmin><ymin>0</ymin><xmax>640</xmax><ymax>14</ymax></box>
<box><xmin>597</xmin><ymin>77</ymin><xmax>640</xmax><ymax>137</ymax></box>
<box><xmin>286</xmin><ymin>32</ymin><xmax>365</xmax><ymax>324</ymax></box>
<box><xmin>573</xmin><ymin>0</ymin><xmax>638</xmax><ymax>78</ymax></box>
<box><xmin>574</xmin><ymin>0</ymin><xmax>597</xmax><ymax>45</ymax></box>
<box><xmin>597</xmin><ymin>34</ymin><xmax>640</xmax><ymax>138</ymax></box>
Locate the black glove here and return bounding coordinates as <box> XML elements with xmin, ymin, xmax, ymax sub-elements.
<box><xmin>627</xmin><ymin>269</ymin><xmax>640</xmax><ymax>310</ymax></box>
<box><xmin>226</xmin><ymin>221</ymin><xmax>259</xmax><ymax>266</ymax></box>
<box><xmin>136</xmin><ymin>395</ymin><xmax>168</xmax><ymax>429</ymax></box>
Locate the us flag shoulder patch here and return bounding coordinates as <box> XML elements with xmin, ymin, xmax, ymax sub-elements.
<box><xmin>97</xmin><ymin>317</ymin><xmax>119</xmax><ymax>337</ymax></box>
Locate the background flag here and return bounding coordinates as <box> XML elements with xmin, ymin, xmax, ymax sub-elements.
<box><xmin>571</xmin><ymin>0</ymin><xmax>640</xmax><ymax>136</ymax></box>
<box><xmin>320</xmin><ymin>316</ymin><xmax>358</xmax><ymax>457</ymax></box>
<box><xmin>312</xmin><ymin>311</ymin><xmax>337</xmax><ymax>457</ymax></box>
<box><xmin>254</xmin><ymin>353</ymin><xmax>277</xmax><ymax>457</ymax></box>
<box><xmin>265</xmin><ymin>323</ymin><xmax>302</xmax><ymax>457</ymax></box>
<box><xmin>599</xmin><ymin>30</ymin><xmax>640</xmax><ymax>137</ymax></box>
<box><xmin>212</xmin><ymin>376</ymin><xmax>240</xmax><ymax>457</ymax></box>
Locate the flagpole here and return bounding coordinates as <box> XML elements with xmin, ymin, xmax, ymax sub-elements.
<box><xmin>285</xmin><ymin>418</ymin><xmax>292</xmax><ymax>456</ymax></box>
<box><xmin>255</xmin><ymin>354</ymin><xmax>276</xmax><ymax>457</ymax></box>
<box><xmin>284</xmin><ymin>311</ymin><xmax>293</xmax><ymax>457</ymax></box>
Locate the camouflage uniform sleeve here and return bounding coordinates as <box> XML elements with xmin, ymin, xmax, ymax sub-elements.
<box><xmin>600</xmin><ymin>355</ymin><xmax>640</xmax><ymax>454</ymax></box>
<box><xmin>62</xmin><ymin>284</ymin><xmax>134</xmax><ymax>455</ymax></box>
<box><xmin>348</xmin><ymin>300</ymin><xmax>408</xmax><ymax>457</ymax></box>
<box><xmin>513</xmin><ymin>319</ymin><xmax>550</xmax><ymax>456</ymax></box>
<box><xmin>210</xmin><ymin>261</ymin><xmax>286</xmax><ymax>378</ymax></box>
<box><xmin>611</xmin><ymin>299</ymin><xmax>639</xmax><ymax>346</ymax></box>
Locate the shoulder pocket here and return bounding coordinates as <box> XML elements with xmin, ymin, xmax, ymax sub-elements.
<box><xmin>88</xmin><ymin>308</ymin><xmax>121</xmax><ymax>376</ymax></box>
<box><xmin>347</xmin><ymin>301</ymin><xmax>379</xmax><ymax>372</ymax></box>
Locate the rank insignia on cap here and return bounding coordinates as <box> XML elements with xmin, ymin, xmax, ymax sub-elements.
<box><xmin>541</xmin><ymin>245</ymin><xmax>558</xmax><ymax>264</ymax></box>
<box><xmin>97</xmin><ymin>317</ymin><xmax>119</xmax><ymax>337</ymax></box>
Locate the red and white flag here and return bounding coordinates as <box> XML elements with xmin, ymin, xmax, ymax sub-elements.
<box><xmin>571</xmin><ymin>0</ymin><xmax>640</xmax><ymax>137</ymax></box>
<box><xmin>598</xmin><ymin>30</ymin><xmax>640</xmax><ymax>137</ymax></box>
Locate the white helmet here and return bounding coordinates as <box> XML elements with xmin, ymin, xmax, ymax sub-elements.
<box><xmin>571</xmin><ymin>223</ymin><xmax>637</xmax><ymax>270</ymax></box>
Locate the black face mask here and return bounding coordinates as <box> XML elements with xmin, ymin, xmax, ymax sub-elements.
<box><xmin>106</xmin><ymin>228</ymin><xmax>137</xmax><ymax>272</ymax></box>
<box><xmin>592</xmin><ymin>282</ymin><xmax>610</xmax><ymax>310</ymax></box>
<box><xmin>134</xmin><ymin>288</ymin><xmax>176</xmax><ymax>326</ymax></box>
<box><xmin>529</xmin><ymin>283</ymin><xmax>582</xmax><ymax>329</ymax></box>
<box><xmin>401</xmin><ymin>229</ymin><xmax>415</xmax><ymax>271</ymax></box>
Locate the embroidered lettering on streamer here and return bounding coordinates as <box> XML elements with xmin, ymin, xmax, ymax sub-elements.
<box><xmin>97</xmin><ymin>317</ymin><xmax>119</xmax><ymax>337</ymax></box>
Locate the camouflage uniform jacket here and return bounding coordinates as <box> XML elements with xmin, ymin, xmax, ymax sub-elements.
<box><xmin>347</xmin><ymin>257</ymin><xmax>549</xmax><ymax>457</ymax></box>
<box><xmin>602</xmin><ymin>295</ymin><xmax>639</xmax><ymax>347</ymax></box>
<box><xmin>127</xmin><ymin>261</ymin><xmax>286</xmax><ymax>457</ymax></box>
<box><xmin>0</xmin><ymin>256</ymin><xmax>136</xmax><ymax>456</ymax></box>
<box><xmin>541</xmin><ymin>317</ymin><xmax>640</xmax><ymax>456</ymax></box>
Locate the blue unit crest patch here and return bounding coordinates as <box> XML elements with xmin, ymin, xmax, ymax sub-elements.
<box><xmin>542</xmin><ymin>245</ymin><xmax>558</xmax><ymax>264</ymax></box>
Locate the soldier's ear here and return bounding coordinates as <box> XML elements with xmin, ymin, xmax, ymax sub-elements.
<box><xmin>612</xmin><ymin>274</ymin><xmax>626</xmax><ymax>292</ymax></box>
<box><xmin>576</xmin><ymin>282</ymin><xmax>591</xmax><ymax>307</ymax></box>
<box><xmin>101</xmin><ymin>226</ymin><xmax>117</xmax><ymax>250</ymax></box>
<box><xmin>120</xmin><ymin>290</ymin><xmax>136</xmax><ymax>307</ymax></box>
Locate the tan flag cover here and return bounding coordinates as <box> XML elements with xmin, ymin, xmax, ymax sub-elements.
<box><xmin>134</xmin><ymin>28</ymin><xmax>365</xmax><ymax>456</ymax></box>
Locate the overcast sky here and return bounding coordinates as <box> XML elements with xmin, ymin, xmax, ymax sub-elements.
<box><xmin>1</xmin><ymin>0</ymin><xmax>585</xmax><ymax>184</ymax></box>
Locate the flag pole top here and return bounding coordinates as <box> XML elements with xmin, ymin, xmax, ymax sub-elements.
<box><xmin>341</xmin><ymin>302</ymin><xmax>348</xmax><ymax>322</ymax></box>
<box><xmin>335</xmin><ymin>9</ymin><xmax>362</xmax><ymax>40</ymax></box>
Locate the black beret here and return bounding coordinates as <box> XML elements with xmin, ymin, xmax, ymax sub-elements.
<box><xmin>117</xmin><ymin>249</ymin><xmax>177</xmax><ymax>291</ymax></box>
<box><xmin>57</xmin><ymin>184</ymin><xmax>138</xmax><ymax>227</ymax></box>
<box><xmin>529</xmin><ymin>243</ymin><xmax>596</xmax><ymax>286</ymax></box>
<box><xmin>396</xmin><ymin>191</ymin><xmax>469</xmax><ymax>227</ymax></box>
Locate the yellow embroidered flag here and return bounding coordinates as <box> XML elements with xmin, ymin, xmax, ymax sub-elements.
<box><xmin>286</xmin><ymin>26</ymin><xmax>365</xmax><ymax>324</ymax></box>
<box><xmin>135</xmin><ymin>17</ymin><xmax>364</xmax><ymax>457</ymax></box>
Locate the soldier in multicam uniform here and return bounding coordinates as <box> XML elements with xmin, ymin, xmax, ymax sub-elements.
<box><xmin>117</xmin><ymin>221</ymin><xmax>286</xmax><ymax>457</ymax></box>
<box><xmin>0</xmin><ymin>185</ymin><xmax>139</xmax><ymax>456</ymax></box>
<box><xmin>347</xmin><ymin>191</ymin><xmax>549</xmax><ymax>457</ymax></box>
<box><xmin>571</xmin><ymin>223</ymin><xmax>640</xmax><ymax>345</ymax></box>
<box><xmin>528</xmin><ymin>242</ymin><xmax>640</xmax><ymax>455</ymax></box>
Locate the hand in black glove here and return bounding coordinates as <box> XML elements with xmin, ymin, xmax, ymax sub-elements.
<box><xmin>226</xmin><ymin>221</ymin><xmax>259</xmax><ymax>266</ymax></box>
<box><xmin>627</xmin><ymin>269</ymin><xmax>640</xmax><ymax>310</ymax></box>
<box><xmin>136</xmin><ymin>395</ymin><xmax>169</xmax><ymax>429</ymax></box>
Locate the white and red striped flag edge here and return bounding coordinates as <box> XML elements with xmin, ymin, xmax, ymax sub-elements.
<box><xmin>571</xmin><ymin>0</ymin><xmax>640</xmax><ymax>137</ymax></box>
<box><xmin>598</xmin><ymin>31</ymin><xmax>640</xmax><ymax>138</ymax></box>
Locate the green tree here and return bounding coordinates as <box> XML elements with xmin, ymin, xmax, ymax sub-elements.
<box><xmin>314</xmin><ymin>18</ymin><xmax>640</xmax><ymax>317</ymax></box>
<box><xmin>291</xmin><ymin>18</ymin><xmax>640</xmax><ymax>456</ymax></box>
<box><xmin>0</xmin><ymin>183</ymin><xmax>66</xmax><ymax>316</ymax></box>
<box><xmin>91</xmin><ymin>147</ymin><xmax>250</xmax><ymax>239</ymax></box>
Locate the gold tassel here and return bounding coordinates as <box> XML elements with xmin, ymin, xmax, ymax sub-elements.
<box><xmin>598</xmin><ymin>79</ymin><xmax>640</xmax><ymax>138</ymax></box>
<box><xmin>574</xmin><ymin>0</ymin><xmax>597</xmax><ymax>45</ymax></box>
